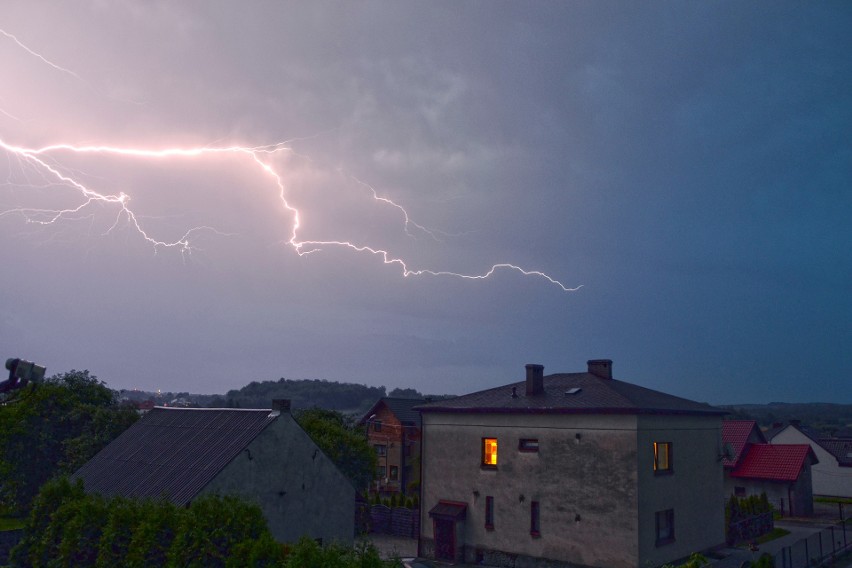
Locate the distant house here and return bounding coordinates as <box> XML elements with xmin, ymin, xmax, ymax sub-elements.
<box><xmin>359</xmin><ymin>397</ymin><xmax>423</xmax><ymax>497</ymax></box>
<box><xmin>416</xmin><ymin>360</ymin><xmax>727</xmax><ymax>568</ymax></box>
<box><xmin>722</xmin><ymin>420</ymin><xmax>817</xmax><ymax>516</ymax></box>
<box><xmin>766</xmin><ymin>421</ymin><xmax>852</xmax><ymax>498</ymax></box>
<box><xmin>73</xmin><ymin>400</ymin><xmax>355</xmax><ymax>544</ymax></box>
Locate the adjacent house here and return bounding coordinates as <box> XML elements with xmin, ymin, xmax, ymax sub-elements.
<box><xmin>359</xmin><ymin>397</ymin><xmax>423</xmax><ymax>497</ymax></box>
<box><xmin>722</xmin><ymin>420</ymin><xmax>817</xmax><ymax>516</ymax></box>
<box><xmin>765</xmin><ymin>421</ymin><xmax>852</xmax><ymax>498</ymax></box>
<box><xmin>73</xmin><ymin>400</ymin><xmax>355</xmax><ymax>544</ymax></box>
<box><xmin>416</xmin><ymin>360</ymin><xmax>727</xmax><ymax>568</ymax></box>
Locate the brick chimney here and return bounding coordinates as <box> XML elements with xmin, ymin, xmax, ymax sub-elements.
<box><xmin>587</xmin><ymin>359</ymin><xmax>612</xmax><ymax>380</ymax></box>
<box><xmin>272</xmin><ymin>399</ymin><xmax>291</xmax><ymax>413</ymax></box>
<box><xmin>525</xmin><ymin>364</ymin><xmax>544</xmax><ymax>395</ymax></box>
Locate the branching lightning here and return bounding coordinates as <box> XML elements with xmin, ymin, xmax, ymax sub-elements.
<box><xmin>1</xmin><ymin>29</ymin><xmax>581</xmax><ymax>292</ymax></box>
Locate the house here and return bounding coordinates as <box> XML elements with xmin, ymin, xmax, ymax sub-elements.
<box><xmin>721</xmin><ymin>420</ymin><xmax>817</xmax><ymax>516</ymax></box>
<box><xmin>359</xmin><ymin>397</ymin><xmax>423</xmax><ymax>497</ymax></box>
<box><xmin>765</xmin><ymin>421</ymin><xmax>852</xmax><ymax>498</ymax></box>
<box><xmin>416</xmin><ymin>360</ymin><xmax>727</xmax><ymax>568</ymax></box>
<box><xmin>73</xmin><ymin>399</ymin><xmax>355</xmax><ymax>544</ymax></box>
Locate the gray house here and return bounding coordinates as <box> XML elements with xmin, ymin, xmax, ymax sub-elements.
<box><xmin>73</xmin><ymin>400</ymin><xmax>354</xmax><ymax>544</ymax></box>
<box><xmin>416</xmin><ymin>360</ymin><xmax>727</xmax><ymax>568</ymax></box>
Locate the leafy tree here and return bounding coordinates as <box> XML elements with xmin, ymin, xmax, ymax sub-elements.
<box><xmin>294</xmin><ymin>407</ymin><xmax>377</xmax><ymax>489</ymax></box>
<box><xmin>0</xmin><ymin>370</ymin><xmax>139</xmax><ymax>514</ymax></box>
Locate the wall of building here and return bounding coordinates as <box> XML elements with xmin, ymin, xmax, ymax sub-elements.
<box><xmin>366</xmin><ymin>403</ymin><xmax>420</xmax><ymax>495</ymax></box>
<box><xmin>635</xmin><ymin>414</ymin><xmax>725</xmax><ymax>567</ymax></box>
<box><xmin>420</xmin><ymin>412</ymin><xmax>640</xmax><ymax>568</ymax></box>
<box><xmin>770</xmin><ymin>428</ymin><xmax>852</xmax><ymax>498</ymax></box>
<box><xmin>201</xmin><ymin>411</ymin><xmax>355</xmax><ymax>544</ymax></box>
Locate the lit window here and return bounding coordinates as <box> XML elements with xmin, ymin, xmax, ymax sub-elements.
<box><xmin>653</xmin><ymin>442</ymin><xmax>672</xmax><ymax>473</ymax></box>
<box><xmin>530</xmin><ymin>501</ymin><xmax>540</xmax><ymax>537</ymax></box>
<box><xmin>485</xmin><ymin>496</ymin><xmax>494</xmax><ymax>529</ymax></box>
<box><xmin>518</xmin><ymin>438</ymin><xmax>539</xmax><ymax>452</ymax></box>
<box><xmin>482</xmin><ymin>438</ymin><xmax>498</xmax><ymax>467</ymax></box>
<box><xmin>655</xmin><ymin>509</ymin><xmax>675</xmax><ymax>546</ymax></box>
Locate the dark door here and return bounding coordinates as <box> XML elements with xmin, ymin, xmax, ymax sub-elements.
<box><xmin>433</xmin><ymin>518</ymin><xmax>455</xmax><ymax>561</ymax></box>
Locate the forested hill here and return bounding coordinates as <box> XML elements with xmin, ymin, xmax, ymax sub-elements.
<box><xmin>204</xmin><ymin>378</ymin><xmax>437</xmax><ymax>416</ymax></box>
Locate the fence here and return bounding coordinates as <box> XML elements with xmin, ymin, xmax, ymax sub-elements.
<box><xmin>773</xmin><ymin>522</ymin><xmax>851</xmax><ymax>568</ymax></box>
<box><xmin>367</xmin><ymin>504</ymin><xmax>420</xmax><ymax>538</ymax></box>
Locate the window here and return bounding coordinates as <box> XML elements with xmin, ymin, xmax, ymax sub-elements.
<box><xmin>653</xmin><ymin>442</ymin><xmax>672</xmax><ymax>474</ymax></box>
<box><xmin>375</xmin><ymin>444</ymin><xmax>387</xmax><ymax>457</ymax></box>
<box><xmin>373</xmin><ymin>420</ymin><xmax>382</xmax><ymax>432</ymax></box>
<box><xmin>485</xmin><ymin>496</ymin><xmax>494</xmax><ymax>530</ymax></box>
<box><xmin>655</xmin><ymin>509</ymin><xmax>675</xmax><ymax>546</ymax></box>
<box><xmin>518</xmin><ymin>438</ymin><xmax>539</xmax><ymax>452</ymax></box>
<box><xmin>389</xmin><ymin>465</ymin><xmax>399</xmax><ymax>481</ymax></box>
<box><xmin>482</xmin><ymin>438</ymin><xmax>498</xmax><ymax>467</ymax></box>
<box><xmin>376</xmin><ymin>465</ymin><xmax>385</xmax><ymax>479</ymax></box>
<box><xmin>735</xmin><ymin>486</ymin><xmax>746</xmax><ymax>497</ymax></box>
<box><xmin>530</xmin><ymin>501</ymin><xmax>540</xmax><ymax>537</ymax></box>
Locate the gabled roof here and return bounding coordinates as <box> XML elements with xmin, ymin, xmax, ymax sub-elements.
<box><xmin>416</xmin><ymin>372</ymin><xmax>724</xmax><ymax>416</ymax></box>
<box><xmin>722</xmin><ymin>420</ymin><xmax>767</xmax><ymax>468</ymax></box>
<box><xmin>359</xmin><ymin>397</ymin><xmax>424</xmax><ymax>428</ymax></box>
<box><xmin>818</xmin><ymin>439</ymin><xmax>852</xmax><ymax>467</ymax></box>
<box><xmin>730</xmin><ymin>444</ymin><xmax>817</xmax><ymax>482</ymax></box>
<box><xmin>73</xmin><ymin>407</ymin><xmax>278</xmax><ymax>504</ymax></box>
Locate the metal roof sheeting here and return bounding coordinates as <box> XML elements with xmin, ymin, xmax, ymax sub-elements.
<box><xmin>73</xmin><ymin>407</ymin><xmax>277</xmax><ymax>504</ymax></box>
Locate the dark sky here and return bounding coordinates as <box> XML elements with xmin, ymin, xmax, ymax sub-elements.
<box><xmin>1</xmin><ymin>2</ymin><xmax>849</xmax><ymax>403</ymax></box>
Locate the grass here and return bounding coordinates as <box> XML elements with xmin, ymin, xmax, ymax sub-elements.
<box><xmin>0</xmin><ymin>516</ymin><xmax>25</xmax><ymax>531</ymax></box>
<box><xmin>815</xmin><ymin>496</ymin><xmax>852</xmax><ymax>505</ymax></box>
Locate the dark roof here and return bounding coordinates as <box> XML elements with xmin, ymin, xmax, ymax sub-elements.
<box><xmin>416</xmin><ymin>372</ymin><xmax>725</xmax><ymax>416</ymax></box>
<box><xmin>817</xmin><ymin>439</ymin><xmax>852</xmax><ymax>467</ymax></box>
<box><xmin>428</xmin><ymin>500</ymin><xmax>467</xmax><ymax>520</ymax></box>
<box><xmin>73</xmin><ymin>407</ymin><xmax>278</xmax><ymax>504</ymax></box>
<box><xmin>729</xmin><ymin>444</ymin><xmax>817</xmax><ymax>482</ymax></box>
<box><xmin>360</xmin><ymin>397</ymin><xmax>424</xmax><ymax>428</ymax></box>
<box><xmin>722</xmin><ymin>420</ymin><xmax>767</xmax><ymax>468</ymax></box>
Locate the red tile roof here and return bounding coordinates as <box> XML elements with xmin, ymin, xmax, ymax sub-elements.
<box><xmin>730</xmin><ymin>444</ymin><xmax>816</xmax><ymax>482</ymax></box>
<box><xmin>722</xmin><ymin>420</ymin><xmax>766</xmax><ymax>468</ymax></box>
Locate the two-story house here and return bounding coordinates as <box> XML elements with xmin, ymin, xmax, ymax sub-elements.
<box><xmin>416</xmin><ymin>360</ymin><xmax>727</xmax><ymax>568</ymax></box>
<box><xmin>360</xmin><ymin>397</ymin><xmax>423</xmax><ymax>497</ymax></box>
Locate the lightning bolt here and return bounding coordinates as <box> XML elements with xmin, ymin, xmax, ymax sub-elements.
<box><xmin>1</xmin><ymin>28</ymin><xmax>580</xmax><ymax>292</ymax></box>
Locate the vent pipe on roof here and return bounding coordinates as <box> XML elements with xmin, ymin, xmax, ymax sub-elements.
<box><xmin>272</xmin><ymin>399</ymin><xmax>291</xmax><ymax>413</ymax></box>
<box><xmin>525</xmin><ymin>364</ymin><xmax>544</xmax><ymax>396</ymax></box>
<box><xmin>587</xmin><ymin>359</ymin><xmax>612</xmax><ymax>380</ymax></box>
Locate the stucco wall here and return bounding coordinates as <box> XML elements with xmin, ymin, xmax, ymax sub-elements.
<box><xmin>770</xmin><ymin>428</ymin><xmax>852</xmax><ymax>498</ymax></box>
<box><xmin>421</xmin><ymin>412</ymin><xmax>640</xmax><ymax>568</ymax></box>
<box><xmin>636</xmin><ymin>415</ymin><xmax>725</xmax><ymax>567</ymax></box>
<box><xmin>201</xmin><ymin>411</ymin><xmax>355</xmax><ymax>544</ymax></box>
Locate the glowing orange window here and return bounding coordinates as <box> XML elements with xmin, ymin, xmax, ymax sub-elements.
<box><xmin>653</xmin><ymin>442</ymin><xmax>672</xmax><ymax>473</ymax></box>
<box><xmin>482</xmin><ymin>437</ymin><xmax>498</xmax><ymax>467</ymax></box>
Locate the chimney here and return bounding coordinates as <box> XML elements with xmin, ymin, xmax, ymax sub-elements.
<box><xmin>525</xmin><ymin>364</ymin><xmax>544</xmax><ymax>396</ymax></box>
<box><xmin>587</xmin><ymin>359</ymin><xmax>612</xmax><ymax>380</ymax></box>
<box><xmin>272</xmin><ymin>399</ymin><xmax>291</xmax><ymax>413</ymax></box>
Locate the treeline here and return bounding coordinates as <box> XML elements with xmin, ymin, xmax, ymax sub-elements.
<box><xmin>206</xmin><ymin>378</ymin><xmax>387</xmax><ymax>414</ymax></box>
<box><xmin>720</xmin><ymin>402</ymin><xmax>852</xmax><ymax>436</ymax></box>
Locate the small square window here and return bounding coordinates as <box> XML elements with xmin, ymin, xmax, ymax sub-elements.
<box><xmin>530</xmin><ymin>501</ymin><xmax>541</xmax><ymax>537</ymax></box>
<box><xmin>485</xmin><ymin>496</ymin><xmax>494</xmax><ymax>530</ymax></box>
<box><xmin>375</xmin><ymin>444</ymin><xmax>387</xmax><ymax>457</ymax></box>
<box><xmin>653</xmin><ymin>442</ymin><xmax>672</xmax><ymax>474</ymax></box>
<box><xmin>518</xmin><ymin>438</ymin><xmax>539</xmax><ymax>452</ymax></box>
<box><xmin>482</xmin><ymin>438</ymin><xmax>498</xmax><ymax>467</ymax></box>
<box><xmin>389</xmin><ymin>465</ymin><xmax>399</xmax><ymax>481</ymax></box>
<box><xmin>655</xmin><ymin>509</ymin><xmax>675</xmax><ymax>546</ymax></box>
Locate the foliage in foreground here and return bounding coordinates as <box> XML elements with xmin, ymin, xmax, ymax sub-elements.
<box><xmin>0</xmin><ymin>370</ymin><xmax>139</xmax><ymax>514</ymax></box>
<box><xmin>10</xmin><ymin>477</ymin><xmax>399</xmax><ymax>568</ymax></box>
<box><xmin>660</xmin><ymin>553</ymin><xmax>709</xmax><ymax>568</ymax></box>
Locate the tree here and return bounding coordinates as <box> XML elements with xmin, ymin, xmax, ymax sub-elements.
<box><xmin>0</xmin><ymin>370</ymin><xmax>139</xmax><ymax>514</ymax></box>
<box><xmin>294</xmin><ymin>407</ymin><xmax>376</xmax><ymax>489</ymax></box>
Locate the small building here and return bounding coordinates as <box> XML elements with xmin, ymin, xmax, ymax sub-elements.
<box><xmin>722</xmin><ymin>420</ymin><xmax>817</xmax><ymax>516</ymax></box>
<box><xmin>359</xmin><ymin>397</ymin><xmax>423</xmax><ymax>497</ymax></box>
<box><xmin>73</xmin><ymin>400</ymin><xmax>355</xmax><ymax>544</ymax></box>
<box><xmin>766</xmin><ymin>422</ymin><xmax>852</xmax><ymax>499</ymax></box>
<box><xmin>416</xmin><ymin>360</ymin><xmax>727</xmax><ymax>568</ymax></box>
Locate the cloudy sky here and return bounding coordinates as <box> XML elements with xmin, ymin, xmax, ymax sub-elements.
<box><xmin>1</xmin><ymin>2</ymin><xmax>849</xmax><ymax>404</ymax></box>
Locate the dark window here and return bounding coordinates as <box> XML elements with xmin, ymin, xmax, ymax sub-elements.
<box><xmin>485</xmin><ymin>496</ymin><xmax>494</xmax><ymax>530</ymax></box>
<box><xmin>518</xmin><ymin>438</ymin><xmax>540</xmax><ymax>452</ymax></box>
<box><xmin>389</xmin><ymin>465</ymin><xmax>399</xmax><ymax>481</ymax></box>
<box><xmin>655</xmin><ymin>509</ymin><xmax>675</xmax><ymax>546</ymax></box>
<box><xmin>734</xmin><ymin>487</ymin><xmax>746</xmax><ymax>497</ymax></box>
<box><xmin>375</xmin><ymin>444</ymin><xmax>387</xmax><ymax>456</ymax></box>
<box><xmin>482</xmin><ymin>438</ymin><xmax>498</xmax><ymax>467</ymax></box>
<box><xmin>530</xmin><ymin>501</ymin><xmax>540</xmax><ymax>537</ymax></box>
<box><xmin>374</xmin><ymin>420</ymin><xmax>382</xmax><ymax>432</ymax></box>
<box><xmin>653</xmin><ymin>442</ymin><xmax>673</xmax><ymax>474</ymax></box>
<box><xmin>376</xmin><ymin>465</ymin><xmax>385</xmax><ymax>479</ymax></box>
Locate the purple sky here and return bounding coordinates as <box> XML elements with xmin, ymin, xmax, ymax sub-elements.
<box><xmin>1</xmin><ymin>2</ymin><xmax>849</xmax><ymax>404</ymax></box>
